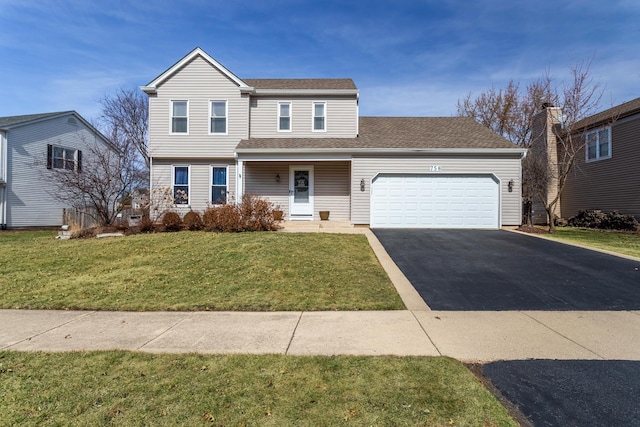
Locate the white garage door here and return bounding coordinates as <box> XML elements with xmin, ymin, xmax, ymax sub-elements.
<box><xmin>371</xmin><ymin>174</ymin><xmax>499</xmax><ymax>228</ymax></box>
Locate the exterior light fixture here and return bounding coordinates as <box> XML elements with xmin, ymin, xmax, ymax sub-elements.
<box><xmin>276</xmin><ymin>174</ymin><xmax>281</xmax><ymax>183</ymax></box>
<box><xmin>508</xmin><ymin>179</ymin><xmax>514</xmax><ymax>192</ymax></box>
<box><xmin>360</xmin><ymin>179</ymin><xmax>366</xmax><ymax>192</ymax></box>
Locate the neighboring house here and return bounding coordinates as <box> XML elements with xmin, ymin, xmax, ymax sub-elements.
<box><xmin>142</xmin><ymin>47</ymin><xmax>526</xmax><ymax>229</ymax></box>
<box><xmin>0</xmin><ymin>111</ymin><xmax>113</xmax><ymax>228</ymax></box>
<box><xmin>531</xmin><ymin>98</ymin><xmax>640</xmax><ymax>223</ymax></box>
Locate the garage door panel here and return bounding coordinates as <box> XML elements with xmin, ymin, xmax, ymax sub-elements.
<box><xmin>371</xmin><ymin>174</ymin><xmax>499</xmax><ymax>229</ymax></box>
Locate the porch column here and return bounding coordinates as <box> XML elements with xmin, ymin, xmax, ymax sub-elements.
<box><xmin>236</xmin><ymin>159</ymin><xmax>243</xmax><ymax>204</ymax></box>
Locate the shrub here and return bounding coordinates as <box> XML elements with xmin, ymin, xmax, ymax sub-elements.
<box><xmin>183</xmin><ymin>210</ymin><xmax>203</xmax><ymax>231</ymax></box>
<box><xmin>139</xmin><ymin>215</ymin><xmax>155</xmax><ymax>233</ymax></box>
<box><xmin>162</xmin><ymin>211</ymin><xmax>183</xmax><ymax>232</ymax></box>
<box><xmin>71</xmin><ymin>228</ymin><xmax>97</xmax><ymax>239</ymax></box>
<box><xmin>202</xmin><ymin>195</ymin><xmax>280</xmax><ymax>232</ymax></box>
<box><xmin>568</xmin><ymin>209</ymin><xmax>639</xmax><ymax>231</ymax></box>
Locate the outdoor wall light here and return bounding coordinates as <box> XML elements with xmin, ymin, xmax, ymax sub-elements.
<box><xmin>360</xmin><ymin>179</ymin><xmax>366</xmax><ymax>192</ymax></box>
<box><xmin>508</xmin><ymin>179</ymin><xmax>514</xmax><ymax>192</ymax></box>
<box><xmin>276</xmin><ymin>174</ymin><xmax>281</xmax><ymax>183</ymax></box>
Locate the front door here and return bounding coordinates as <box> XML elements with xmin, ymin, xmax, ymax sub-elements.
<box><xmin>289</xmin><ymin>165</ymin><xmax>314</xmax><ymax>219</ymax></box>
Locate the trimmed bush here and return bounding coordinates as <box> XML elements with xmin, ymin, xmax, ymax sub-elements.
<box><xmin>139</xmin><ymin>215</ymin><xmax>155</xmax><ymax>233</ymax></box>
<box><xmin>162</xmin><ymin>211</ymin><xmax>183</xmax><ymax>232</ymax></box>
<box><xmin>202</xmin><ymin>195</ymin><xmax>280</xmax><ymax>232</ymax></box>
<box><xmin>183</xmin><ymin>210</ymin><xmax>203</xmax><ymax>231</ymax></box>
<box><xmin>568</xmin><ymin>209</ymin><xmax>639</xmax><ymax>231</ymax></box>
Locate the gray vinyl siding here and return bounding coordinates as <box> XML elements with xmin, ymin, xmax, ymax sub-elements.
<box><xmin>5</xmin><ymin>115</ymin><xmax>108</xmax><ymax>227</ymax></box>
<box><xmin>244</xmin><ymin>161</ymin><xmax>350</xmax><ymax>220</ymax></box>
<box><xmin>351</xmin><ymin>155</ymin><xmax>522</xmax><ymax>226</ymax></box>
<box><xmin>148</xmin><ymin>56</ymin><xmax>249</xmax><ymax>159</ymax></box>
<box><xmin>561</xmin><ymin>115</ymin><xmax>640</xmax><ymax>219</ymax></box>
<box><xmin>151</xmin><ymin>159</ymin><xmax>236</xmax><ymax>216</ymax></box>
<box><xmin>249</xmin><ymin>96</ymin><xmax>358</xmax><ymax>138</ymax></box>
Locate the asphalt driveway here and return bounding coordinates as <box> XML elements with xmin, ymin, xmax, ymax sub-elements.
<box><xmin>482</xmin><ymin>360</ymin><xmax>640</xmax><ymax>426</ymax></box>
<box><xmin>372</xmin><ymin>229</ymin><xmax>640</xmax><ymax>310</ymax></box>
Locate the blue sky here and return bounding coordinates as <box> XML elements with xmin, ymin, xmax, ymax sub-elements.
<box><xmin>1</xmin><ymin>0</ymin><xmax>639</xmax><ymax>121</ymax></box>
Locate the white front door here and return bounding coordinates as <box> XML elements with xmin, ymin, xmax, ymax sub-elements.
<box><xmin>289</xmin><ymin>165</ymin><xmax>314</xmax><ymax>219</ymax></box>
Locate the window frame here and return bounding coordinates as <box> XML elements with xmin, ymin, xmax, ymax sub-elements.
<box><xmin>210</xmin><ymin>165</ymin><xmax>229</xmax><ymax>205</ymax></box>
<box><xmin>172</xmin><ymin>165</ymin><xmax>191</xmax><ymax>206</ymax></box>
<box><xmin>48</xmin><ymin>144</ymin><xmax>80</xmax><ymax>171</ymax></box>
<box><xmin>278</xmin><ymin>101</ymin><xmax>292</xmax><ymax>132</ymax></box>
<box><xmin>209</xmin><ymin>100</ymin><xmax>228</xmax><ymax>135</ymax></box>
<box><xmin>312</xmin><ymin>101</ymin><xmax>326</xmax><ymax>132</ymax></box>
<box><xmin>585</xmin><ymin>126</ymin><xmax>612</xmax><ymax>163</ymax></box>
<box><xmin>170</xmin><ymin>100</ymin><xmax>189</xmax><ymax>134</ymax></box>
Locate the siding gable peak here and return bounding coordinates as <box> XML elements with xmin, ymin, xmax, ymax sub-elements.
<box><xmin>141</xmin><ymin>47</ymin><xmax>252</xmax><ymax>94</ymax></box>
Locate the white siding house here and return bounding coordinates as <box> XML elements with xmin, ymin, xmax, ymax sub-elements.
<box><xmin>143</xmin><ymin>47</ymin><xmax>526</xmax><ymax>228</ymax></box>
<box><xmin>0</xmin><ymin>111</ymin><xmax>114</xmax><ymax>228</ymax></box>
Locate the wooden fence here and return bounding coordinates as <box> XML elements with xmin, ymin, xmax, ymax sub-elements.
<box><xmin>62</xmin><ymin>207</ymin><xmax>139</xmax><ymax>229</ymax></box>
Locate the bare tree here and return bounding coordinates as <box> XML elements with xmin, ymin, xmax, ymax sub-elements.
<box><xmin>44</xmin><ymin>135</ymin><xmax>138</xmax><ymax>226</ymax></box>
<box><xmin>99</xmin><ymin>88</ymin><xmax>149</xmax><ymax>169</ymax></box>
<box><xmin>457</xmin><ymin>63</ymin><xmax>603</xmax><ymax>232</ymax></box>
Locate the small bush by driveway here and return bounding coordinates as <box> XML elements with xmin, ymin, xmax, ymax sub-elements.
<box><xmin>373</xmin><ymin>229</ymin><xmax>640</xmax><ymax>310</ymax></box>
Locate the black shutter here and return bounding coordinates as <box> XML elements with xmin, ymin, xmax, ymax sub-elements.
<box><xmin>77</xmin><ymin>150</ymin><xmax>82</xmax><ymax>172</ymax></box>
<box><xmin>47</xmin><ymin>144</ymin><xmax>52</xmax><ymax>169</ymax></box>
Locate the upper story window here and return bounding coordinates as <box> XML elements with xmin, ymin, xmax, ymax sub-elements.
<box><xmin>585</xmin><ymin>126</ymin><xmax>611</xmax><ymax>162</ymax></box>
<box><xmin>210</xmin><ymin>101</ymin><xmax>227</xmax><ymax>134</ymax></box>
<box><xmin>173</xmin><ymin>165</ymin><xmax>190</xmax><ymax>205</ymax></box>
<box><xmin>313</xmin><ymin>102</ymin><xmax>326</xmax><ymax>131</ymax></box>
<box><xmin>211</xmin><ymin>166</ymin><xmax>228</xmax><ymax>204</ymax></box>
<box><xmin>47</xmin><ymin>144</ymin><xmax>82</xmax><ymax>172</ymax></box>
<box><xmin>171</xmin><ymin>101</ymin><xmax>188</xmax><ymax>134</ymax></box>
<box><xmin>278</xmin><ymin>102</ymin><xmax>291</xmax><ymax>132</ymax></box>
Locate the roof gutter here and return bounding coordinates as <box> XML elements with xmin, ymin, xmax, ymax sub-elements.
<box><xmin>235</xmin><ymin>147</ymin><xmax>528</xmax><ymax>155</ymax></box>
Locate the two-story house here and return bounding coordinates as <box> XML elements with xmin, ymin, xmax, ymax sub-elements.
<box><xmin>142</xmin><ymin>47</ymin><xmax>526</xmax><ymax>228</ymax></box>
<box><xmin>531</xmin><ymin>98</ymin><xmax>640</xmax><ymax>224</ymax></box>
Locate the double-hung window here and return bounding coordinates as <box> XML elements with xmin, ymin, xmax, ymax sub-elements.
<box><xmin>47</xmin><ymin>144</ymin><xmax>81</xmax><ymax>171</ymax></box>
<box><xmin>585</xmin><ymin>127</ymin><xmax>611</xmax><ymax>162</ymax></box>
<box><xmin>210</xmin><ymin>100</ymin><xmax>227</xmax><ymax>134</ymax></box>
<box><xmin>211</xmin><ymin>166</ymin><xmax>228</xmax><ymax>204</ymax></box>
<box><xmin>313</xmin><ymin>102</ymin><xmax>326</xmax><ymax>131</ymax></box>
<box><xmin>278</xmin><ymin>102</ymin><xmax>291</xmax><ymax>131</ymax></box>
<box><xmin>171</xmin><ymin>101</ymin><xmax>188</xmax><ymax>133</ymax></box>
<box><xmin>173</xmin><ymin>166</ymin><xmax>190</xmax><ymax>205</ymax></box>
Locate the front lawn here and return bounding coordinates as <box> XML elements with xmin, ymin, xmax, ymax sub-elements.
<box><xmin>0</xmin><ymin>231</ymin><xmax>403</xmax><ymax>311</ymax></box>
<box><xmin>0</xmin><ymin>351</ymin><xmax>517</xmax><ymax>426</ymax></box>
<box><xmin>545</xmin><ymin>227</ymin><xmax>640</xmax><ymax>259</ymax></box>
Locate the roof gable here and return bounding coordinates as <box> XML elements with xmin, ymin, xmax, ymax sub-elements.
<box><xmin>141</xmin><ymin>47</ymin><xmax>251</xmax><ymax>94</ymax></box>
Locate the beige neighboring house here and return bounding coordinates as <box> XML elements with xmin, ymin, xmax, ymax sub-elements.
<box><xmin>0</xmin><ymin>111</ymin><xmax>113</xmax><ymax>228</ymax></box>
<box><xmin>142</xmin><ymin>47</ymin><xmax>526</xmax><ymax>228</ymax></box>
<box><xmin>531</xmin><ymin>98</ymin><xmax>640</xmax><ymax>224</ymax></box>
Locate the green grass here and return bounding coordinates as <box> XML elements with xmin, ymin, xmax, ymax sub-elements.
<box><xmin>0</xmin><ymin>351</ymin><xmax>517</xmax><ymax>426</ymax></box>
<box><xmin>0</xmin><ymin>231</ymin><xmax>404</xmax><ymax>311</ymax></box>
<box><xmin>546</xmin><ymin>227</ymin><xmax>640</xmax><ymax>259</ymax></box>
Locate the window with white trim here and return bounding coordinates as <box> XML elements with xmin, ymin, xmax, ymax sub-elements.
<box><xmin>171</xmin><ymin>101</ymin><xmax>188</xmax><ymax>133</ymax></box>
<box><xmin>173</xmin><ymin>166</ymin><xmax>190</xmax><ymax>205</ymax></box>
<box><xmin>211</xmin><ymin>166</ymin><xmax>228</xmax><ymax>204</ymax></box>
<box><xmin>313</xmin><ymin>102</ymin><xmax>326</xmax><ymax>131</ymax></box>
<box><xmin>278</xmin><ymin>102</ymin><xmax>291</xmax><ymax>131</ymax></box>
<box><xmin>585</xmin><ymin>126</ymin><xmax>611</xmax><ymax>162</ymax></box>
<box><xmin>210</xmin><ymin>100</ymin><xmax>227</xmax><ymax>134</ymax></box>
<box><xmin>47</xmin><ymin>144</ymin><xmax>82</xmax><ymax>171</ymax></box>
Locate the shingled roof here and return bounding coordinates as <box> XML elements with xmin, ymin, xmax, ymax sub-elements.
<box><xmin>0</xmin><ymin>111</ymin><xmax>73</xmax><ymax>129</ymax></box>
<box><xmin>243</xmin><ymin>78</ymin><xmax>357</xmax><ymax>90</ymax></box>
<box><xmin>575</xmin><ymin>96</ymin><xmax>640</xmax><ymax>130</ymax></box>
<box><xmin>237</xmin><ymin>117</ymin><xmax>518</xmax><ymax>151</ymax></box>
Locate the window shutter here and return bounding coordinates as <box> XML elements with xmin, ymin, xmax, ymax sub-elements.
<box><xmin>77</xmin><ymin>150</ymin><xmax>82</xmax><ymax>172</ymax></box>
<box><xmin>47</xmin><ymin>144</ymin><xmax>52</xmax><ymax>169</ymax></box>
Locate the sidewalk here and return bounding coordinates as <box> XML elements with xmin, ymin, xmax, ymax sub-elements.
<box><xmin>2</xmin><ymin>309</ymin><xmax>639</xmax><ymax>361</ymax></box>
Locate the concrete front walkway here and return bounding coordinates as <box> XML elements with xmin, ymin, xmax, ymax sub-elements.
<box><xmin>2</xmin><ymin>309</ymin><xmax>639</xmax><ymax>361</ymax></box>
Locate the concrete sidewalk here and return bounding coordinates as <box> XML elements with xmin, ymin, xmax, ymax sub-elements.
<box><xmin>2</xmin><ymin>309</ymin><xmax>639</xmax><ymax>361</ymax></box>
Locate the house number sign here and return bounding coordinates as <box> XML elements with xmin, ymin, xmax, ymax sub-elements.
<box><xmin>429</xmin><ymin>165</ymin><xmax>441</xmax><ymax>172</ymax></box>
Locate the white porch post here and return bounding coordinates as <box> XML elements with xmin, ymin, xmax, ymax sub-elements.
<box><xmin>236</xmin><ymin>159</ymin><xmax>243</xmax><ymax>204</ymax></box>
